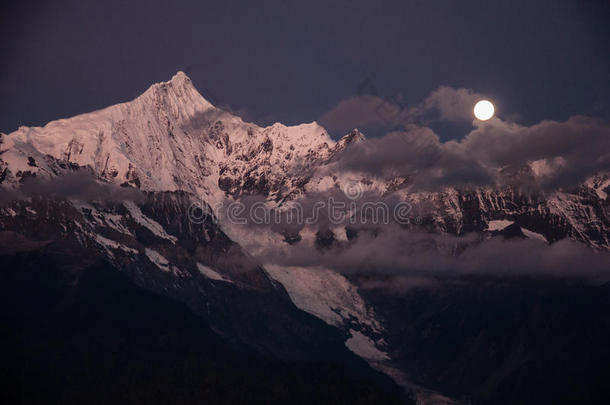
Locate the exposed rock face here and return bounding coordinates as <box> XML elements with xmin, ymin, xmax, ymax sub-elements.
<box><xmin>0</xmin><ymin>190</ymin><xmax>366</xmax><ymax>362</ymax></box>
<box><xmin>399</xmin><ymin>184</ymin><xmax>610</xmax><ymax>250</ymax></box>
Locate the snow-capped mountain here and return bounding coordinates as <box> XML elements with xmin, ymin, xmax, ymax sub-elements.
<box><xmin>1</xmin><ymin>71</ymin><xmax>411</xmax><ymax>396</ymax></box>
<box><xmin>3</xmin><ymin>72</ymin><xmax>607</xmax><ymax>252</ymax></box>
<box><xmin>2</xmin><ymin>72</ymin><xmax>609</xmax><ymax>404</ymax></box>
<box><xmin>0</xmin><ymin>72</ymin><xmax>338</xmax><ymax>205</ymax></box>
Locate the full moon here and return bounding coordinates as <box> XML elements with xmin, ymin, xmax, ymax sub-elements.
<box><xmin>473</xmin><ymin>100</ymin><xmax>495</xmax><ymax>120</ymax></box>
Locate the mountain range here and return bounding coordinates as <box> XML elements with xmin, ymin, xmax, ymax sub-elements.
<box><xmin>1</xmin><ymin>72</ymin><xmax>609</xmax><ymax>404</ymax></box>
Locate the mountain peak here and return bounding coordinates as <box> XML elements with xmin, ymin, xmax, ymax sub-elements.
<box><xmin>141</xmin><ymin>71</ymin><xmax>214</xmax><ymax>109</ymax></box>
<box><xmin>157</xmin><ymin>70</ymin><xmax>192</xmax><ymax>87</ymax></box>
<box><xmin>172</xmin><ymin>70</ymin><xmax>190</xmax><ymax>81</ymax></box>
<box><xmin>334</xmin><ymin>128</ymin><xmax>366</xmax><ymax>151</ymax></box>
<box><xmin>167</xmin><ymin>71</ymin><xmax>193</xmax><ymax>88</ymax></box>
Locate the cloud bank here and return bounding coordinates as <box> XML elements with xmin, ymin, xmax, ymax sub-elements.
<box><xmin>320</xmin><ymin>85</ymin><xmax>610</xmax><ymax>190</ymax></box>
<box><xmin>253</xmin><ymin>225</ymin><xmax>610</xmax><ymax>281</ymax></box>
<box><xmin>328</xmin><ymin>117</ymin><xmax>610</xmax><ymax>190</ymax></box>
<box><xmin>6</xmin><ymin>172</ymin><xmax>145</xmax><ymax>203</ymax></box>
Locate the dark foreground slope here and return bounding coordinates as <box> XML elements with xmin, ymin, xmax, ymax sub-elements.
<box><xmin>0</xmin><ymin>250</ymin><xmax>408</xmax><ymax>405</ymax></box>
<box><xmin>358</xmin><ymin>275</ymin><xmax>610</xmax><ymax>405</ymax></box>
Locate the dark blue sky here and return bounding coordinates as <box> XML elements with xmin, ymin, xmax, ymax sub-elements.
<box><xmin>1</xmin><ymin>0</ymin><xmax>609</xmax><ymax>138</ymax></box>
